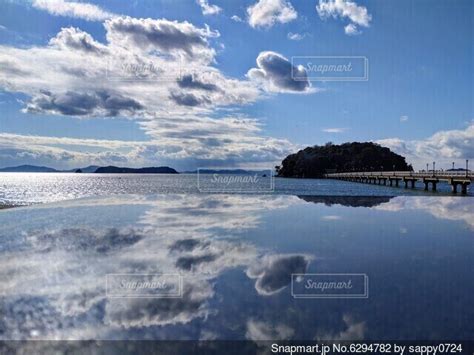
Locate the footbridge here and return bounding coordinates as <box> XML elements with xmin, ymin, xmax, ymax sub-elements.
<box><xmin>325</xmin><ymin>171</ymin><xmax>472</xmax><ymax>195</ymax></box>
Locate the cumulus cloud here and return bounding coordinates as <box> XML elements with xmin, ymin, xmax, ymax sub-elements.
<box><xmin>49</xmin><ymin>27</ymin><xmax>107</xmax><ymax>54</ymax></box>
<box><xmin>376</xmin><ymin>124</ymin><xmax>474</xmax><ymax>170</ymax></box>
<box><xmin>169</xmin><ymin>92</ymin><xmax>209</xmax><ymax>107</ymax></box>
<box><xmin>24</xmin><ymin>90</ymin><xmax>143</xmax><ymax>117</ymax></box>
<box><xmin>231</xmin><ymin>15</ymin><xmax>243</xmax><ymax>22</ymax></box>
<box><xmin>247</xmin><ymin>51</ymin><xmax>312</xmax><ymax>93</ymax></box>
<box><xmin>104</xmin><ymin>17</ymin><xmax>219</xmax><ymax>61</ymax></box>
<box><xmin>32</xmin><ymin>0</ymin><xmax>115</xmax><ymax>21</ymax></box>
<box><xmin>177</xmin><ymin>74</ymin><xmax>219</xmax><ymax>91</ymax></box>
<box><xmin>0</xmin><ymin>116</ymin><xmax>297</xmax><ymax>170</ymax></box>
<box><xmin>247</xmin><ymin>0</ymin><xmax>297</xmax><ymax>28</ymax></box>
<box><xmin>0</xmin><ymin>15</ymin><xmax>303</xmax><ymax>169</ymax></box>
<box><xmin>344</xmin><ymin>23</ymin><xmax>360</xmax><ymax>35</ymax></box>
<box><xmin>0</xmin><ymin>133</ymin><xmax>151</xmax><ymax>171</ymax></box>
<box><xmin>316</xmin><ymin>0</ymin><xmax>372</xmax><ymax>35</ymax></box>
<box><xmin>197</xmin><ymin>0</ymin><xmax>222</xmax><ymax>16</ymax></box>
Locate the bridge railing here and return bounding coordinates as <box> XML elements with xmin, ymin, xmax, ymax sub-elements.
<box><xmin>326</xmin><ymin>171</ymin><xmax>472</xmax><ymax>179</ymax></box>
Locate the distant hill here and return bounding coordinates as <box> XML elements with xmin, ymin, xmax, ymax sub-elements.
<box><xmin>63</xmin><ymin>165</ymin><xmax>100</xmax><ymax>173</ymax></box>
<box><xmin>94</xmin><ymin>166</ymin><xmax>178</xmax><ymax>174</ymax></box>
<box><xmin>0</xmin><ymin>165</ymin><xmax>59</xmax><ymax>172</ymax></box>
<box><xmin>0</xmin><ymin>165</ymin><xmax>177</xmax><ymax>174</ymax></box>
<box><xmin>276</xmin><ymin>142</ymin><xmax>412</xmax><ymax>178</ymax></box>
<box><xmin>446</xmin><ymin>168</ymin><xmax>470</xmax><ymax>172</ymax></box>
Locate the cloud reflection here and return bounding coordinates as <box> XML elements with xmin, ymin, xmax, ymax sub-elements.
<box><xmin>375</xmin><ymin>196</ymin><xmax>474</xmax><ymax>229</ymax></box>
<box><xmin>0</xmin><ymin>194</ymin><xmax>307</xmax><ymax>339</ymax></box>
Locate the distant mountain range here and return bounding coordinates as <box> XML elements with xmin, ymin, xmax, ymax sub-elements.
<box><xmin>0</xmin><ymin>165</ymin><xmax>178</xmax><ymax>174</ymax></box>
<box><xmin>0</xmin><ymin>165</ymin><xmax>59</xmax><ymax>173</ymax></box>
<box><xmin>0</xmin><ymin>165</ymin><xmax>274</xmax><ymax>175</ymax></box>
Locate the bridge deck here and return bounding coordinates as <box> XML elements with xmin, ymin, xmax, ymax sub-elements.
<box><xmin>325</xmin><ymin>171</ymin><xmax>472</xmax><ymax>194</ymax></box>
<box><xmin>326</xmin><ymin>171</ymin><xmax>472</xmax><ymax>181</ymax></box>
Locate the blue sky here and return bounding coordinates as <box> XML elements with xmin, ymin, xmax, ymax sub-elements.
<box><xmin>0</xmin><ymin>0</ymin><xmax>472</xmax><ymax>170</ymax></box>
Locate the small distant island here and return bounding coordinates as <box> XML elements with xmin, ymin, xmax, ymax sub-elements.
<box><xmin>276</xmin><ymin>142</ymin><xmax>412</xmax><ymax>178</ymax></box>
<box><xmin>95</xmin><ymin>166</ymin><xmax>178</xmax><ymax>174</ymax></box>
<box><xmin>0</xmin><ymin>164</ymin><xmax>178</xmax><ymax>174</ymax></box>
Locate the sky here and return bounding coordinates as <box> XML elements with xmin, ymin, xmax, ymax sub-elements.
<box><xmin>0</xmin><ymin>0</ymin><xmax>472</xmax><ymax>171</ymax></box>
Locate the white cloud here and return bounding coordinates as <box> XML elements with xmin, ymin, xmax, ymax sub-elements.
<box><xmin>287</xmin><ymin>32</ymin><xmax>306</xmax><ymax>40</ymax></box>
<box><xmin>32</xmin><ymin>0</ymin><xmax>115</xmax><ymax>21</ymax></box>
<box><xmin>247</xmin><ymin>51</ymin><xmax>312</xmax><ymax>93</ymax></box>
<box><xmin>322</xmin><ymin>127</ymin><xmax>348</xmax><ymax>133</ymax></box>
<box><xmin>104</xmin><ymin>16</ymin><xmax>220</xmax><ymax>62</ymax></box>
<box><xmin>247</xmin><ymin>0</ymin><xmax>297</xmax><ymax>28</ymax></box>
<box><xmin>375</xmin><ymin>196</ymin><xmax>474</xmax><ymax>230</ymax></box>
<box><xmin>344</xmin><ymin>23</ymin><xmax>360</xmax><ymax>35</ymax></box>
<box><xmin>317</xmin><ymin>0</ymin><xmax>371</xmax><ymax>35</ymax></box>
<box><xmin>0</xmin><ymin>16</ymin><xmax>302</xmax><ymax>169</ymax></box>
<box><xmin>231</xmin><ymin>15</ymin><xmax>243</xmax><ymax>22</ymax></box>
<box><xmin>376</xmin><ymin>124</ymin><xmax>474</xmax><ymax>170</ymax></box>
<box><xmin>197</xmin><ymin>0</ymin><xmax>222</xmax><ymax>15</ymax></box>
<box><xmin>48</xmin><ymin>27</ymin><xmax>107</xmax><ymax>54</ymax></box>
<box><xmin>400</xmin><ymin>115</ymin><xmax>409</xmax><ymax>122</ymax></box>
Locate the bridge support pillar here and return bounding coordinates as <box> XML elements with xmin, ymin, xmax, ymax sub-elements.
<box><xmin>461</xmin><ymin>182</ymin><xmax>470</xmax><ymax>195</ymax></box>
<box><xmin>449</xmin><ymin>179</ymin><xmax>470</xmax><ymax>194</ymax></box>
<box><xmin>389</xmin><ymin>178</ymin><xmax>401</xmax><ymax>187</ymax></box>
<box><xmin>423</xmin><ymin>178</ymin><xmax>439</xmax><ymax>192</ymax></box>
<box><xmin>403</xmin><ymin>178</ymin><xmax>416</xmax><ymax>189</ymax></box>
<box><xmin>451</xmin><ymin>182</ymin><xmax>458</xmax><ymax>194</ymax></box>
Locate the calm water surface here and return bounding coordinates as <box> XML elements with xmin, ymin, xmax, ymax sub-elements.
<box><xmin>0</xmin><ymin>194</ymin><xmax>472</xmax><ymax>341</ymax></box>
<box><xmin>0</xmin><ymin>173</ymin><xmax>470</xmax><ymax>206</ymax></box>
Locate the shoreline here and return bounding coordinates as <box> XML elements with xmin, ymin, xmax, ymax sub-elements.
<box><xmin>0</xmin><ymin>205</ymin><xmax>19</xmax><ymax>210</ymax></box>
